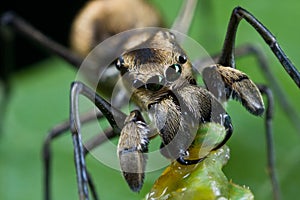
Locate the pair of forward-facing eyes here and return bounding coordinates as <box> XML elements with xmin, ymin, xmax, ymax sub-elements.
<box><xmin>115</xmin><ymin>54</ymin><xmax>188</xmax><ymax>91</ymax></box>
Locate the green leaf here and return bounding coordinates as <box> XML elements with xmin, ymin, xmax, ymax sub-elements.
<box><xmin>145</xmin><ymin>123</ymin><xmax>254</xmax><ymax>200</ymax></box>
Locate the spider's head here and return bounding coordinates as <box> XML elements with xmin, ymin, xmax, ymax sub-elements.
<box><xmin>114</xmin><ymin>31</ymin><xmax>195</xmax><ymax>109</ymax></box>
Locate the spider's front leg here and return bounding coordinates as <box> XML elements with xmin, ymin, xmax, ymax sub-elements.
<box><xmin>149</xmin><ymin>84</ymin><xmax>233</xmax><ymax>166</ymax></box>
<box><xmin>69</xmin><ymin>81</ymin><xmax>127</xmax><ymax>200</ymax></box>
<box><xmin>203</xmin><ymin>64</ymin><xmax>280</xmax><ymax>199</ymax></box>
<box><xmin>117</xmin><ymin>110</ymin><xmax>150</xmax><ymax>192</ymax></box>
<box><xmin>219</xmin><ymin>6</ymin><xmax>300</xmax><ymax>87</ymax></box>
<box><xmin>203</xmin><ymin>64</ymin><xmax>264</xmax><ymax>115</ymax></box>
<box><xmin>202</xmin><ymin>6</ymin><xmax>300</xmax><ymax>200</ymax></box>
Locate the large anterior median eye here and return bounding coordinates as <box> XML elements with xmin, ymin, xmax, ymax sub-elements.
<box><xmin>165</xmin><ymin>64</ymin><xmax>182</xmax><ymax>82</ymax></box>
<box><xmin>132</xmin><ymin>79</ymin><xmax>145</xmax><ymax>89</ymax></box>
<box><xmin>145</xmin><ymin>75</ymin><xmax>165</xmax><ymax>91</ymax></box>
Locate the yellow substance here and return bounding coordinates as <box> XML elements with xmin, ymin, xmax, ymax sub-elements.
<box><xmin>145</xmin><ymin>123</ymin><xmax>254</xmax><ymax>200</ymax></box>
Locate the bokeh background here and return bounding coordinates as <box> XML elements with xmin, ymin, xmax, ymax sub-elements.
<box><xmin>0</xmin><ymin>0</ymin><xmax>299</xmax><ymax>199</ymax></box>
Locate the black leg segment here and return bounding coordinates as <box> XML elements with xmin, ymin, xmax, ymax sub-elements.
<box><xmin>42</xmin><ymin>110</ymin><xmax>105</xmax><ymax>200</ymax></box>
<box><xmin>69</xmin><ymin>81</ymin><xmax>126</xmax><ymax>200</ymax></box>
<box><xmin>218</xmin><ymin>6</ymin><xmax>300</xmax><ymax>87</ymax></box>
<box><xmin>257</xmin><ymin>84</ymin><xmax>280</xmax><ymax>200</ymax></box>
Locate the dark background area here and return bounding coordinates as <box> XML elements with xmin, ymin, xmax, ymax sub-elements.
<box><xmin>0</xmin><ymin>0</ymin><xmax>86</xmax><ymax>69</ymax></box>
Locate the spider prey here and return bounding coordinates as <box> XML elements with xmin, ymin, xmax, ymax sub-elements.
<box><xmin>1</xmin><ymin>1</ymin><xmax>300</xmax><ymax>200</ymax></box>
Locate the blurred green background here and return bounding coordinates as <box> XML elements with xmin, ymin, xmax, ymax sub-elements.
<box><xmin>1</xmin><ymin>0</ymin><xmax>300</xmax><ymax>199</ymax></box>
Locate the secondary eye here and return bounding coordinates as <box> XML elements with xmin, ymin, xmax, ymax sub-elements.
<box><xmin>115</xmin><ymin>56</ymin><xmax>124</xmax><ymax>69</ymax></box>
<box><xmin>177</xmin><ymin>54</ymin><xmax>187</xmax><ymax>64</ymax></box>
<box><xmin>165</xmin><ymin>64</ymin><xmax>182</xmax><ymax>82</ymax></box>
<box><xmin>115</xmin><ymin>56</ymin><xmax>127</xmax><ymax>75</ymax></box>
<box><xmin>145</xmin><ymin>75</ymin><xmax>165</xmax><ymax>91</ymax></box>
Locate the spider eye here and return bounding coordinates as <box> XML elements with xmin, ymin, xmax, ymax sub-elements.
<box><xmin>115</xmin><ymin>56</ymin><xmax>124</xmax><ymax>69</ymax></box>
<box><xmin>145</xmin><ymin>75</ymin><xmax>165</xmax><ymax>91</ymax></box>
<box><xmin>115</xmin><ymin>56</ymin><xmax>127</xmax><ymax>75</ymax></box>
<box><xmin>169</xmin><ymin>32</ymin><xmax>176</xmax><ymax>40</ymax></box>
<box><xmin>177</xmin><ymin>54</ymin><xmax>187</xmax><ymax>64</ymax></box>
<box><xmin>165</xmin><ymin>64</ymin><xmax>182</xmax><ymax>82</ymax></box>
<box><xmin>132</xmin><ymin>79</ymin><xmax>145</xmax><ymax>89</ymax></box>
